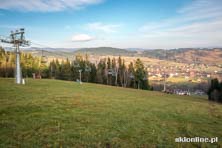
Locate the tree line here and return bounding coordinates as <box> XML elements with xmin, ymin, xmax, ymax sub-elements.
<box><xmin>0</xmin><ymin>47</ymin><xmax>151</xmax><ymax>90</ymax></box>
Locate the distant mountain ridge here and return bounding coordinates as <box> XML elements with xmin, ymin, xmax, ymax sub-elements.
<box><xmin>74</xmin><ymin>47</ymin><xmax>136</xmax><ymax>56</ymax></box>
<box><xmin>4</xmin><ymin>46</ymin><xmax>222</xmax><ymax>64</ymax></box>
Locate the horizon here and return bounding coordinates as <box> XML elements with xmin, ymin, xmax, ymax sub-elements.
<box><xmin>1</xmin><ymin>0</ymin><xmax>222</xmax><ymax>49</ymax></box>
<box><xmin>3</xmin><ymin>46</ymin><xmax>222</xmax><ymax>51</ymax></box>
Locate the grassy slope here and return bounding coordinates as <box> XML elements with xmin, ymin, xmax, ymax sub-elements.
<box><xmin>0</xmin><ymin>78</ymin><xmax>222</xmax><ymax>147</ymax></box>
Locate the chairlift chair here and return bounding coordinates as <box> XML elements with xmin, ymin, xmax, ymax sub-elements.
<box><xmin>130</xmin><ymin>73</ymin><xmax>134</xmax><ymax>79</ymax></box>
<box><xmin>74</xmin><ymin>63</ymin><xmax>80</xmax><ymax>68</ymax></box>
<box><xmin>143</xmin><ymin>77</ymin><xmax>148</xmax><ymax>80</ymax></box>
<box><xmin>41</xmin><ymin>50</ymin><xmax>48</xmax><ymax>63</ymax></box>
<box><xmin>108</xmin><ymin>69</ymin><xmax>113</xmax><ymax>75</ymax></box>
<box><xmin>85</xmin><ymin>66</ymin><xmax>91</xmax><ymax>72</ymax></box>
<box><xmin>112</xmin><ymin>71</ymin><xmax>117</xmax><ymax>77</ymax></box>
<box><xmin>41</xmin><ymin>55</ymin><xmax>48</xmax><ymax>63</ymax></box>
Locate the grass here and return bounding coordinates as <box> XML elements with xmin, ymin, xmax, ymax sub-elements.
<box><xmin>0</xmin><ymin>78</ymin><xmax>222</xmax><ymax>147</ymax></box>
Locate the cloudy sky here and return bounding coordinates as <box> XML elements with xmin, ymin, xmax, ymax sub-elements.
<box><xmin>0</xmin><ymin>0</ymin><xmax>222</xmax><ymax>49</ymax></box>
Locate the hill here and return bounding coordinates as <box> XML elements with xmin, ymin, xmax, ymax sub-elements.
<box><xmin>0</xmin><ymin>78</ymin><xmax>221</xmax><ymax>147</ymax></box>
<box><xmin>22</xmin><ymin>47</ymin><xmax>136</xmax><ymax>60</ymax></box>
<box><xmin>23</xmin><ymin>48</ymin><xmax>74</xmax><ymax>60</ymax></box>
<box><xmin>74</xmin><ymin>47</ymin><xmax>136</xmax><ymax>56</ymax></box>
<box><xmin>21</xmin><ymin>47</ymin><xmax>222</xmax><ymax>65</ymax></box>
<box><xmin>142</xmin><ymin>48</ymin><xmax>222</xmax><ymax>65</ymax></box>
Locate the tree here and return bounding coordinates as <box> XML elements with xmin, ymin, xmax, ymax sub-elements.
<box><xmin>134</xmin><ymin>58</ymin><xmax>149</xmax><ymax>90</ymax></box>
<box><xmin>118</xmin><ymin>58</ymin><xmax>128</xmax><ymax>87</ymax></box>
<box><xmin>89</xmin><ymin>63</ymin><xmax>97</xmax><ymax>83</ymax></box>
<box><xmin>107</xmin><ymin>57</ymin><xmax>112</xmax><ymax>85</ymax></box>
<box><xmin>208</xmin><ymin>78</ymin><xmax>222</xmax><ymax>102</ymax></box>
<box><xmin>97</xmin><ymin>59</ymin><xmax>107</xmax><ymax>84</ymax></box>
<box><xmin>49</xmin><ymin>59</ymin><xmax>56</xmax><ymax>79</ymax></box>
<box><xmin>61</xmin><ymin>58</ymin><xmax>71</xmax><ymax>80</ymax></box>
<box><xmin>111</xmin><ymin>57</ymin><xmax>118</xmax><ymax>86</ymax></box>
<box><xmin>122</xmin><ymin>60</ymin><xmax>128</xmax><ymax>87</ymax></box>
<box><xmin>55</xmin><ymin>59</ymin><xmax>61</xmax><ymax>79</ymax></box>
<box><xmin>118</xmin><ymin>56</ymin><xmax>126</xmax><ymax>87</ymax></box>
<box><xmin>128</xmin><ymin>62</ymin><xmax>135</xmax><ymax>88</ymax></box>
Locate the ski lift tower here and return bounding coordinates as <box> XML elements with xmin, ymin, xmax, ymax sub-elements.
<box><xmin>0</xmin><ymin>28</ymin><xmax>30</xmax><ymax>84</ymax></box>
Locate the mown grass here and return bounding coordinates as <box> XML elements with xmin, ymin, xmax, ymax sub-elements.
<box><xmin>0</xmin><ymin>78</ymin><xmax>222</xmax><ymax>147</ymax></box>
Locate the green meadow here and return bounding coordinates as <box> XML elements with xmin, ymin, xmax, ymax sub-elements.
<box><xmin>0</xmin><ymin>78</ymin><xmax>221</xmax><ymax>147</ymax></box>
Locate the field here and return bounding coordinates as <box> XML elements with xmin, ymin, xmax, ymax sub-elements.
<box><xmin>0</xmin><ymin>78</ymin><xmax>222</xmax><ymax>147</ymax></box>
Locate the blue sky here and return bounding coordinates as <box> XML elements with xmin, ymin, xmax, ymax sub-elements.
<box><xmin>0</xmin><ymin>0</ymin><xmax>222</xmax><ymax>49</ymax></box>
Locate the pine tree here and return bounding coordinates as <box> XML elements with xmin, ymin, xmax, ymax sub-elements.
<box><xmin>107</xmin><ymin>57</ymin><xmax>112</xmax><ymax>85</ymax></box>
<box><xmin>110</xmin><ymin>58</ymin><xmax>117</xmax><ymax>86</ymax></box>
<box><xmin>63</xmin><ymin>58</ymin><xmax>71</xmax><ymax>80</ymax></box>
<box><xmin>89</xmin><ymin>63</ymin><xmax>97</xmax><ymax>83</ymax></box>
<box><xmin>134</xmin><ymin>58</ymin><xmax>149</xmax><ymax>90</ymax></box>
<box><xmin>118</xmin><ymin>56</ymin><xmax>124</xmax><ymax>86</ymax></box>
<box><xmin>97</xmin><ymin>59</ymin><xmax>107</xmax><ymax>84</ymax></box>
<box><xmin>128</xmin><ymin>62</ymin><xmax>135</xmax><ymax>88</ymax></box>
<box><xmin>208</xmin><ymin>78</ymin><xmax>221</xmax><ymax>102</ymax></box>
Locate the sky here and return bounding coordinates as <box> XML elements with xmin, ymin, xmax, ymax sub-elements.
<box><xmin>0</xmin><ymin>0</ymin><xmax>222</xmax><ymax>49</ymax></box>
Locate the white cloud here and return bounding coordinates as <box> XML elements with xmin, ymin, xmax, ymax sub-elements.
<box><xmin>140</xmin><ymin>1</ymin><xmax>222</xmax><ymax>33</ymax></box>
<box><xmin>86</xmin><ymin>22</ymin><xmax>121</xmax><ymax>33</ymax></box>
<box><xmin>71</xmin><ymin>34</ymin><xmax>94</xmax><ymax>42</ymax></box>
<box><xmin>0</xmin><ymin>0</ymin><xmax>103</xmax><ymax>12</ymax></box>
<box><xmin>139</xmin><ymin>0</ymin><xmax>222</xmax><ymax>48</ymax></box>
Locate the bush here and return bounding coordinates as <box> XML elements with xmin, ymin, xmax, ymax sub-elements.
<box><xmin>208</xmin><ymin>78</ymin><xmax>222</xmax><ymax>103</ymax></box>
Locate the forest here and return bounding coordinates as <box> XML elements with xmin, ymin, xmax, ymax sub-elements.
<box><xmin>0</xmin><ymin>47</ymin><xmax>150</xmax><ymax>90</ymax></box>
